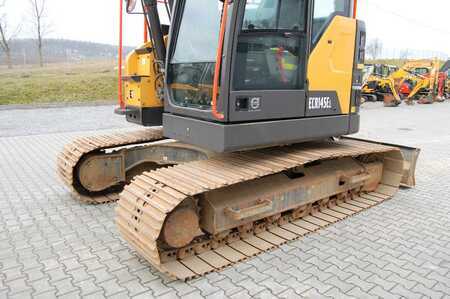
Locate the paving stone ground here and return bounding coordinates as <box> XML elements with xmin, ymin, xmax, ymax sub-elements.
<box><xmin>1</xmin><ymin>101</ymin><xmax>450</xmax><ymax>298</ymax></box>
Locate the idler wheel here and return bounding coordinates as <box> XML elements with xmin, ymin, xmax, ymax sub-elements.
<box><xmin>162</xmin><ymin>207</ymin><xmax>200</xmax><ymax>248</ymax></box>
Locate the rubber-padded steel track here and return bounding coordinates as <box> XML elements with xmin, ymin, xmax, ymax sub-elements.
<box><xmin>57</xmin><ymin>128</ymin><xmax>164</xmax><ymax>204</ymax></box>
<box><xmin>116</xmin><ymin>138</ymin><xmax>405</xmax><ymax>280</ymax></box>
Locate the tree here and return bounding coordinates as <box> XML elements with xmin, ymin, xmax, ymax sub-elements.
<box><xmin>0</xmin><ymin>0</ymin><xmax>20</xmax><ymax>68</ymax></box>
<box><xmin>366</xmin><ymin>38</ymin><xmax>383</xmax><ymax>60</ymax></box>
<box><xmin>28</xmin><ymin>0</ymin><xmax>49</xmax><ymax>67</ymax></box>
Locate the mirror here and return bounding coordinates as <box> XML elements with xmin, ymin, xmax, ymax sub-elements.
<box><xmin>126</xmin><ymin>0</ymin><xmax>138</xmax><ymax>13</ymax></box>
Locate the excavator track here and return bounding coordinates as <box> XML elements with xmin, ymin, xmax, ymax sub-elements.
<box><xmin>116</xmin><ymin>138</ymin><xmax>413</xmax><ymax>280</ymax></box>
<box><xmin>57</xmin><ymin>128</ymin><xmax>164</xmax><ymax>204</ymax></box>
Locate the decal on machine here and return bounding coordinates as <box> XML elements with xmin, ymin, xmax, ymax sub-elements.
<box><xmin>306</xmin><ymin>91</ymin><xmax>341</xmax><ymax>116</ymax></box>
<box><xmin>308</xmin><ymin>96</ymin><xmax>332</xmax><ymax>110</ymax></box>
<box><xmin>250</xmin><ymin>97</ymin><xmax>261</xmax><ymax>111</ymax></box>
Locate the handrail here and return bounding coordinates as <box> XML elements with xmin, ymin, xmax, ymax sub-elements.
<box><xmin>353</xmin><ymin>0</ymin><xmax>357</xmax><ymax>18</ymax></box>
<box><xmin>211</xmin><ymin>0</ymin><xmax>229</xmax><ymax>120</ymax></box>
<box><xmin>144</xmin><ymin>17</ymin><xmax>149</xmax><ymax>43</ymax></box>
<box><xmin>118</xmin><ymin>0</ymin><xmax>125</xmax><ymax>109</ymax></box>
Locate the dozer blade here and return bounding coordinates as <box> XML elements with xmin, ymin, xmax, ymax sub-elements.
<box><xmin>345</xmin><ymin>137</ymin><xmax>420</xmax><ymax>188</ymax></box>
<box><xmin>116</xmin><ymin>138</ymin><xmax>420</xmax><ymax>280</ymax></box>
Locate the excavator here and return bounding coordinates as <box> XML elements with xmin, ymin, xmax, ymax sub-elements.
<box><xmin>57</xmin><ymin>0</ymin><xmax>420</xmax><ymax>280</ymax></box>
<box><xmin>393</xmin><ymin>59</ymin><xmax>443</xmax><ymax>104</ymax></box>
<box><xmin>441</xmin><ymin>60</ymin><xmax>450</xmax><ymax>98</ymax></box>
<box><xmin>361</xmin><ymin>63</ymin><xmax>402</xmax><ymax>106</ymax></box>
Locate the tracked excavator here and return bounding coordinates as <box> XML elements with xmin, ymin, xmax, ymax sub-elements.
<box><xmin>361</xmin><ymin>64</ymin><xmax>402</xmax><ymax>106</ymax></box>
<box><xmin>57</xmin><ymin>0</ymin><xmax>420</xmax><ymax>280</ymax></box>
<box><xmin>393</xmin><ymin>59</ymin><xmax>444</xmax><ymax>104</ymax></box>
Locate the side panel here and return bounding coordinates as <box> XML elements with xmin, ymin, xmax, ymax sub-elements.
<box><xmin>163</xmin><ymin>112</ymin><xmax>358</xmax><ymax>152</ymax></box>
<box><xmin>307</xmin><ymin>16</ymin><xmax>356</xmax><ymax>115</ymax></box>
<box><xmin>124</xmin><ymin>42</ymin><xmax>164</xmax><ymax>126</ymax></box>
<box><xmin>125</xmin><ymin>46</ymin><xmax>162</xmax><ymax>109</ymax></box>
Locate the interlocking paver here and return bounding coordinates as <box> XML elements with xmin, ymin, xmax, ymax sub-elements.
<box><xmin>323</xmin><ymin>265</ymin><xmax>352</xmax><ymax>281</ymax></box>
<box><xmin>133</xmin><ymin>268</ymin><xmax>159</xmax><ymax>284</ymax></box>
<box><xmin>154</xmin><ymin>290</ymin><xmax>178</xmax><ymax>299</ymax></box>
<box><xmin>262</xmin><ymin>267</ymin><xmax>291</xmax><ymax>283</ymax></box>
<box><xmin>300</xmin><ymin>287</ymin><xmax>330</xmax><ymax>298</ymax></box>
<box><xmin>279</xmin><ymin>277</ymin><xmax>312</xmax><ymax>295</ymax></box>
<box><xmin>237</xmin><ymin>278</ymin><xmax>266</xmax><ymax>296</ymax></box>
<box><xmin>53</xmin><ymin>278</ymin><xmax>79</xmax><ymax>296</ymax></box>
<box><xmin>167</xmin><ymin>281</ymin><xmax>197</xmax><ymax>297</ymax></box>
<box><xmin>25</xmin><ymin>268</ymin><xmax>46</xmax><ymax>282</ymax></box>
<box><xmin>347</xmin><ymin>287</ymin><xmax>378</xmax><ymax>299</ymax></box>
<box><xmin>206</xmin><ymin>290</ymin><xmax>227</xmax><ymax>299</ymax></box>
<box><xmin>189</xmin><ymin>279</ymin><xmax>221</xmax><ymax>297</ymax></box>
<box><xmin>390</xmin><ymin>284</ymin><xmax>422</xmax><ymax>299</ymax></box>
<box><xmin>278</xmin><ymin>288</ymin><xmax>304</xmax><ymax>299</ymax></box>
<box><xmin>99</xmin><ymin>279</ymin><xmax>126</xmax><ymax>297</ymax></box>
<box><xmin>254</xmin><ymin>289</ymin><xmax>278</xmax><ymax>299</ymax></box>
<box><xmin>89</xmin><ymin>267</ymin><xmax>115</xmax><ymax>283</ymax></box>
<box><xmin>434</xmin><ymin>283</ymin><xmax>450</xmax><ymax>296</ymax></box>
<box><xmin>4</xmin><ymin>267</ymin><xmax>26</xmax><ymax>282</ymax></box>
<box><xmin>325</xmin><ymin>276</ymin><xmax>355</xmax><ymax>293</ymax></box>
<box><xmin>346</xmin><ymin>275</ymin><xmax>375</xmax><ymax>292</ymax></box>
<box><xmin>77</xmin><ymin>278</ymin><xmax>102</xmax><ymax>296</ymax></box>
<box><xmin>58</xmin><ymin>290</ymin><xmax>82</xmax><ymax>299</ymax></box>
<box><xmin>33</xmin><ymin>290</ymin><xmax>58</xmax><ymax>299</ymax></box>
<box><xmin>144</xmin><ymin>278</ymin><xmax>172</xmax><ymax>296</ymax></box>
<box><xmin>2</xmin><ymin>102</ymin><xmax>450</xmax><ymax>298</ymax></box>
<box><xmin>412</xmin><ymin>283</ymin><xmax>445</xmax><ymax>298</ymax></box>
<box><xmin>365</xmin><ymin>264</ymin><xmax>394</xmax><ymax>279</ymax></box>
<box><xmin>228</xmin><ymin>290</ymin><xmax>251</xmax><ymax>299</ymax></box>
<box><xmin>83</xmin><ymin>290</ymin><xmax>105</xmax><ymax>298</ymax></box>
<box><xmin>408</xmin><ymin>272</ymin><xmax>438</xmax><ymax>289</ymax></box>
<box><xmin>427</xmin><ymin>270</ymin><xmax>450</xmax><ymax>287</ymax></box>
<box><xmin>31</xmin><ymin>277</ymin><xmax>55</xmax><ymax>295</ymax></box>
<box><xmin>221</xmin><ymin>267</ymin><xmax>249</xmax><ymax>283</ymax></box>
<box><xmin>368</xmin><ymin>286</ymin><xmax>400</xmax><ymax>299</ymax></box>
<box><xmin>180</xmin><ymin>290</ymin><xmax>203</xmax><ymax>299</ymax></box>
<box><xmin>259</xmin><ymin>278</ymin><xmax>288</xmax><ymax>295</ymax></box>
<box><xmin>303</xmin><ymin>265</ymin><xmax>334</xmax><ymax>282</ymax></box>
<box><xmin>326</xmin><ymin>255</ymin><xmax>352</xmax><ymax>270</ymax></box>
<box><xmin>302</xmin><ymin>277</ymin><xmax>333</xmax><ymax>294</ymax></box>
<box><xmin>210</xmin><ymin>277</ymin><xmax>243</xmax><ymax>296</ymax></box>
<box><xmin>8</xmin><ymin>277</ymin><xmax>31</xmax><ymax>295</ymax></box>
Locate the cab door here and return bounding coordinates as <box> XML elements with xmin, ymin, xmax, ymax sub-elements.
<box><xmin>227</xmin><ymin>0</ymin><xmax>309</xmax><ymax>122</ymax></box>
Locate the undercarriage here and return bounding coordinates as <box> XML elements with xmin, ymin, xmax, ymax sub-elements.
<box><xmin>57</xmin><ymin>129</ymin><xmax>420</xmax><ymax>280</ymax></box>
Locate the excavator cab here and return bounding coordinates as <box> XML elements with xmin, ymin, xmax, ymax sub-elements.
<box><xmin>124</xmin><ymin>0</ymin><xmax>365</xmax><ymax>152</ymax></box>
<box><xmin>163</xmin><ymin>0</ymin><xmax>364</xmax><ymax>152</ymax></box>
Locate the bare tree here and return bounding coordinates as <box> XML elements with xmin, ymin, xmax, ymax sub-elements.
<box><xmin>28</xmin><ymin>0</ymin><xmax>49</xmax><ymax>67</ymax></box>
<box><xmin>366</xmin><ymin>38</ymin><xmax>383</xmax><ymax>60</ymax></box>
<box><xmin>0</xmin><ymin>0</ymin><xmax>20</xmax><ymax>68</ymax></box>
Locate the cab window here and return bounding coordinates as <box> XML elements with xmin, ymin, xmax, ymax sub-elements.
<box><xmin>233</xmin><ymin>0</ymin><xmax>307</xmax><ymax>90</ymax></box>
<box><xmin>312</xmin><ymin>0</ymin><xmax>349</xmax><ymax>42</ymax></box>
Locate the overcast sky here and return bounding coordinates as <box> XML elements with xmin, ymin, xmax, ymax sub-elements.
<box><xmin>4</xmin><ymin>0</ymin><xmax>450</xmax><ymax>58</ymax></box>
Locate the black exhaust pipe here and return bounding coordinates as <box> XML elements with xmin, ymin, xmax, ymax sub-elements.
<box><xmin>142</xmin><ymin>0</ymin><xmax>166</xmax><ymax>64</ymax></box>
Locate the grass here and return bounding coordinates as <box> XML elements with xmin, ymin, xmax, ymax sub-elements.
<box><xmin>0</xmin><ymin>60</ymin><xmax>118</xmax><ymax>105</ymax></box>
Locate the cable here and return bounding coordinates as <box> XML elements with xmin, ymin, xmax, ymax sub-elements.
<box><xmin>365</xmin><ymin>0</ymin><xmax>450</xmax><ymax>36</ymax></box>
<box><xmin>164</xmin><ymin>0</ymin><xmax>171</xmax><ymax>20</ymax></box>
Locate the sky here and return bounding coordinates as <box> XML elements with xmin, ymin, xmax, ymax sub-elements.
<box><xmin>3</xmin><ymin>0</ymin><xmax>450</xmax><ymax>59</ymax></box>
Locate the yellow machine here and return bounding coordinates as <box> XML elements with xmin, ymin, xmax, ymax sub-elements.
<box><xmin>57</xmin><ymin>0</ymin><xmax>420</xmax><ymax>280</ymax></box>
<box><xmin>362</xmin><ymin>60</ymin><xmax>443</xmax><ymax>106</ymax></box>
<box><xmin>393</xmin><ymin>59</ymin><xmax>442</xmax><ymax>104</ymax></box>
<box><xmin>361</xmin><ymin>64</ymin><xmax>401</xmax><ymax>106</ymax></box>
